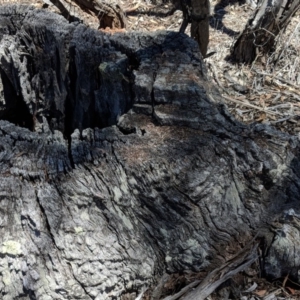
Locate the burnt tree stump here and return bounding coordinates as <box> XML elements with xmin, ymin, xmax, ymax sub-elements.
<box><xmin>0</xmin><ymin>4</ymin><xmax>300</xmax><ymax>300</ymax></box>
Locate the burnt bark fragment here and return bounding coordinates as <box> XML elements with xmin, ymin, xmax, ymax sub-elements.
<box><xmin>0</xmin><ymin>4</ymin><xmax>299</xmax><ymax>300</ymax></box>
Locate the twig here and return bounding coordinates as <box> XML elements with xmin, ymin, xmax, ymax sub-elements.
<box><xmin>253</xmin><ymin>69</ymin><xmax>300</xmax><ymax>93</ymax></box>
<box><xmin>135</xmin><ymin>286</ymin><xmax>147</xmax><ymax>300</ymax></box>
<box><xmin>275</xmin><ymin>77</ymin><xmax>300</xmax><ymax>91</ymax></box>
<box><xmin>282</xmin><ymin>272</ymin><xmax>289</xmax><ymax>288</ymax></box>
<box><xmin>270</xmin><ymin>115</ymin><xmax>296</xmax><ymax>124</ymax></box>
<box><xmin>162</xmin><ymin>280</ymin><xmax>201</xmax><ymax>300</ymax></box>
<box><xmin>275</xmin><ymin>21</ymin><xmax>300</xmax><ymax>66</ymax></box>
<box><xmin>163</xmin><ymin>236</ymin><xmax>259</xmax><ymax>300</ymax></box>
<box><xmin>272</xmin><ymin>79</ymin><xmax>300</xmax><ymax>95</ymax></box>
<box><xmin>267</xmin><ymin>103</ymin><xmax>293</xmax><ymax>110</ymax></box>
<box><xmin>281</xmin><ymin>276</ymin><xmax>300</xmax><ymax>288</ymax></box>
<box><xmin>272</xmin><ymin>93</ymin><xmax>282</xmax><ymax>103</ymax></box>
<box><xmin>208</xmin><ymin>62</ymin><xmax>230</xmax><ymax>95</ymax></box>
<box><xmin>151</xmin><ymin>273</ymin><xmax>170</xmax><ymax>300</ymax></box>
<box><xmin>124</xmin><ymin>3</ymin><xmax>141</xmax><ymax>13</ymax></box>
<box><xmin>222</xmin><ymin>95</ymin><xmax>284</xmax><ymax>116</ymax></box>
<box><xmin>282</xmin><ymin>91</ymin><xmax>300</xmax><ymax>101</ymax></box>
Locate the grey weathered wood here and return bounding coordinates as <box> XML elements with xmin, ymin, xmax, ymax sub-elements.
<box><xmin>0</xmin><ymin>4</ymin><xmax>300</xmax><ymax>300</ymax></box>
<box><xmin>231</xmin><ymin>0</ymin><xmax>300</xmax><ymax>63</ymax></box>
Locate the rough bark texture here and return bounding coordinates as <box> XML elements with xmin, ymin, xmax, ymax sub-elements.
<box><xmin>0</xmin><ymin>4</ymin><xmax>300</xmax><ymax>300</ymax></box>
<box><xmin>231</xmin><ymin>0</ymin><xmax>300</xmax><ymax>63</ymax></box>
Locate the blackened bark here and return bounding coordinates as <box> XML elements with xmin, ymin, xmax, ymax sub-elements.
<box><xmin>0</xmin><ymin>4</ymin><xmax>300</xmax><ymax>300</ymax></box>
<box><xmin>231</xmin><ymin>0</ymin><xmax>300</xmax><ymax>63</ymax></box>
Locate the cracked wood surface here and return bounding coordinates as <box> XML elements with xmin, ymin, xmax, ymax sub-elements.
<box><xmin>0</xmin><ymin>4</ymin><xmax>300</xmax><ymax>300</ymax></box>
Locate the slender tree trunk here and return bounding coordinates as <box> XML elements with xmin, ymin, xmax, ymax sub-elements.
<box><xmin>179</xmin><ymin>0</ymin><xmax>210</xmax><ymax>56</ymax></box>
<box><xmin>231</xmin><ymin>0</ymin><xmax>300</xmax><ymax>63</ymax></box>
<box><xmin>190</xmin><ymin>0</ymin><xmax>210</xmax><ymax>57</ymax></box>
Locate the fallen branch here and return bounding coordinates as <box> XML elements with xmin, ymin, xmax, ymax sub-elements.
<box><xmin>162</xmin><ymin>241</ymin><xmax>259</xmax><ymax>300</ymax></box>
<box><xmin>208</xmin><ymin>62</ymin><xmax>230</xmax><ymax>95</ymax></box>
<box><xmin>180</xmin><ymin>243</ymin><xmax>259</xmax><ymax>300</ymax></box>
<box><xmin>270</xmin><ymin>115</ymin><xmax>296</xmax><ymax>125</ymax></box>
<box><xmin>223</xmin><ymin>95</ymin><xmax>284</xmax><ymax>116</ymax></box>
<box><xmin>162</xmin><ymin>280</ymin><xmax>201</xmax><ymax>300</ymax></box>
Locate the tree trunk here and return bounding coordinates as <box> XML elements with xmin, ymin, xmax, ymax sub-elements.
<box><xmin>179</xmin><ymin>0</ymin><xmax>210</xmax><ymax>57</ymax></box>
<box><xmin>190</xmin><ymin>0</ymin><xmax>210</xmax><ymax>57</ymax></box>
<box><xmin>0</xmin><ymin>4</ymin><xmax>300</xmax><ymax>300</ymax></box>
<box><xmin>231</xmin><ymin>0</ymin><xmax>300</xmax><ymax>63</ymax></box>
